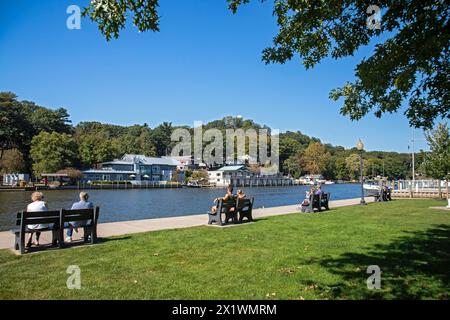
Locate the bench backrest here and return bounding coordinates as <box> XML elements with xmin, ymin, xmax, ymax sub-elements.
<box><xmin>321</xmin><ymin>193</ymin><xmax>330</xmax><ymax>202</ymax></box>
<box><xmin>60</xmin><ymin>207</ymin><xmax>99</xmax><ymax>227</ymax></box>
<box><xmin>310</xmin><ymin>194</ymin><xmax>320</xmax><ymax>203</ymax></box>
<box><xmin>217</xmin><ymin>197</ymin><xmax>237</xmax><ymax>213</ymax></box>
<box><xmin>236</xmin><ymin>197</ymin><xmax>254</xmax><ymax>210</ymax></box>
<box><xmin>16</xmin><ymin>210</ymin><xmax>61</xmax><ymax>227</ymax></box>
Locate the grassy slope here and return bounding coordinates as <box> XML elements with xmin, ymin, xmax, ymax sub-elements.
<box><xmin>0</xmin><ymin>200</ymin><xmax>448</xmax><ymax>300</ymax></box>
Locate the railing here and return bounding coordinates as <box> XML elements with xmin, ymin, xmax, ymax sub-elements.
<box><xmin>394</xmin><ymin>179</ymin><xmax>449</xmax><ymax>198</ymax></box>
<box><xmin>77</xmin><ymin>181</ymin><xmax>182</xmax><ymax>190</ymax></box>
<box><xmin>396</xmin><ymin>180</ymin><xmax>449</xmax><ymax>192</ymax></box>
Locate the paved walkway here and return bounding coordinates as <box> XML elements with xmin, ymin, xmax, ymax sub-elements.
<box><xmin>0</xmin><ymin>197</ymin><xmax>372</xmax><ymax>250</ymax></box>
<box><xmin>430</xmin><ymin>206</ymin><xmax>450</xmax><ymax>211</ymax></box>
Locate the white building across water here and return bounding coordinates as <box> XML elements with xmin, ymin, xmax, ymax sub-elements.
<box><xmin>82</xmin><ymin>154</ymin><xmax>183</xmax><ymax>184</ymax></box>
<box><xmin>2</xmin><ymin>173</ymin><xmax>30</xmax><ymax>186</ymax></box>
<box><xmin>208</xmin><ymin>165</ymin><xmax>294</xmax><ymax>187</ymax></box>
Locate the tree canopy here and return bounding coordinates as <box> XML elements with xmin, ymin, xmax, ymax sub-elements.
<box><xmin>0</xmin><ymin>92</ymin><xmax>72</xmax><ymax>162</ymax></box>
<box><xmin>421</xmin><ymin>122</ymin><xmax>450</xmax><ymax>181</ymax></box>
<box><xmin>30</xmin><ymin>132</ymin><xmax>78</xmax><ymax>176</ymax></box>
<box><xmin>0</xmin><ymin>92</ymin><xmax>424</xmax><ymax>180</ymax></box>
<box><xmin>83</xmin><ymin>0</ymin><xmax>449</xmax><ymax>129</ymax></box>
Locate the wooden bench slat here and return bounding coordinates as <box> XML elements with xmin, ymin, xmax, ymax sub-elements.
<box><xmin>61</xmin><ymin>214</ymin><xmax>93</xmax><ymax>221</ymax></box>
<box><xmin>23</xmin><ymin>217</ymin><xmax>60</xmax><ymax>225</ymax></box>
<box><xmin>21</xmin><ymin>211</ymin><xmax>61</xmax><ymax>218</ymax></box>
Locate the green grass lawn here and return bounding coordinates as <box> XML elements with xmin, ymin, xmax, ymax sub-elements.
<box><xmin>0</xmin><ymin>199</ymin><xmax>449</xmax><ymax>300</ymax></box>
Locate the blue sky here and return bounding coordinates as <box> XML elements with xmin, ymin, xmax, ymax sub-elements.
<box><xmin>0</xmin><ymin>0</ymin><xmax>430</xmax><ymax>152</ymax></box>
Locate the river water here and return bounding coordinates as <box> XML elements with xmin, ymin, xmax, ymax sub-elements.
<box><xmin>0</xmin><ymin>184</ymin><xmax>361</xmax><ymax>231</ymax></box>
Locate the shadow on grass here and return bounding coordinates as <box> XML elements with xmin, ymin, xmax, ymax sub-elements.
<box><xmin>97</xmin><ymin>236</ymin><xmax>132</xmax><ymax>243</ymax></box>
<box><xmin>63</xmin><ymin>235</ymin><xmax>132</xmax><ymax>246</ymax></box>
<box><xmin>22</xmin><ymin>236</ymin><xmax>132</xmax><ymax>254</ymax></box>
<box><xmin>309</xmin><ymin>224</ymin><xmax>450</xmax><ymax>299</ymax></box>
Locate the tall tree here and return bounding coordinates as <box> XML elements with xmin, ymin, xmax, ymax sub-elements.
<box><xmin>30</xmin><ymin>132</ymin><xmax>78</xmax><ymax>176</ymax></box>
<box><xmin>0</xmin><ymin>92</ymin><xmax>72</xmax><ymax>169</ymax></box>
<box><xmin>78</xmin><ymin>135</ymin><xmax>118</xmax><ymax>167</ymax></box>
<box><xmin>345</xmin><ymin>153</ymin><xmax>363</xmax><ymax>181</ymax></box>
<box><xmin>152</xmin><ymin>122</ymin><xmax>174</xmax><ymax>156</ymax></box>
<box><xmin>24</xmin><ymin>101</ymin><xmax>72</xmax><ymax>134</ymax></box>
<box><xmin>334</xmin><ymin>157</ymin><xmax>350</xmax><ymax>181</ymax></box>
<box><xmin>280</xmin><ymin>136</ymin><xmax>303</xmax><ymax>172</ymax></box>
<box><xmin>0</xmin><ymin>149</ymin><xmax>26</xmax><ymax>174</ymax></box>
<box><xmin>84</xmin><ymin>1</ymin><xmax>449</xmax><ymax>128</ymax></box>
<box><xmin>0</xmin><ymin>92</ymin><xmax>31</xmax><ymax>159</ymax></box>
<box><xmin>298</xmin><ymin>142</ymin><xmax>331</xmax><ymax>175</ymax></box>
<box><xmin>284</xmin><ymin>155</ymin><xmax>302</xmax><ymax>178</ymax></box>
<box><xmin>421</xmin><ymin>123</ymin><xmax>450</xmax><ymax>199</ymax></box>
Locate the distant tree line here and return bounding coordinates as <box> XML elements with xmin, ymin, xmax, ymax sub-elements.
<box><xmin>0</xmin><ymin>91</ymin><xmax>439</xmax><ymax>181</ymax></box>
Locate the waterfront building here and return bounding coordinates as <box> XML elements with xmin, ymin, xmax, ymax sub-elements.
<box><xmin>163</xmin><ymin>156</ymin><xmax>207</xmax><ymax>171</ymax></box>
<box><xmin>83</xmin><ymin>154</ymin><xmax>183</xmax><ymax>184</ymax></box>
<box><xmin>208</xmin><ymin>165</ymin><xmax>294</xmax><ymax>187</ymax></box>
<box><xmin>2</xmin><ymin>173</ymin><xmax>30</xmax><ymax>186</ymax></box>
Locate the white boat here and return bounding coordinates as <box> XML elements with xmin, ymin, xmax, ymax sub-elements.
<box><xmin>363</xmin><ymin>183</ymin><xmax>381</xmax><ymax>191</ymax></box>
<box><xmin>324</xmin><ymin>181</ymin><xmax>335</xmax><ymax>185</ymax></box>
<box><xmin>363</xmin><ymin>180</ymin><xmax>383</xmax><ymax>197</ymax></box>
<box><xmin>186</xmin><ymin>180</ymin><xmax>201</xmax><ymax>188</ymax></box>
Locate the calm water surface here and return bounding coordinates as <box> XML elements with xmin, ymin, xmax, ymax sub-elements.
<box><xmin>0</xmin><ymin>184</ymin><xmax>360</xmax><ymax>231</ymax></box>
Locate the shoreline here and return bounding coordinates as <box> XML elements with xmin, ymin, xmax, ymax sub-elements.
<box><xmin>0</xmin><ymin>183</ymin><xmax>360</xmax><ymax>193</ymax></box>
<box><xmin>0</xmin><ymin>197</ymin><xmax>373</xmax><ymax>250</ymax></box>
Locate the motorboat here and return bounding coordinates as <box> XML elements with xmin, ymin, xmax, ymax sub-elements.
<box><xmin>186</xmin><ymin>180</ymin><xmax>202</xmax><ymax>188</ymax></box>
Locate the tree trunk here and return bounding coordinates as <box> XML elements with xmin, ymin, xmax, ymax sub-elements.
<box><xmin>438</xmin><ymin>179</ymin><xmax>442</xmax><ymax>199</ymax></box>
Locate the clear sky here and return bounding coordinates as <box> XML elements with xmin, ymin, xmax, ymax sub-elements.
<box><xmin>0</xmin><ymin>0</ymin><xmax>431</xmax><ymax>152</ymax></box>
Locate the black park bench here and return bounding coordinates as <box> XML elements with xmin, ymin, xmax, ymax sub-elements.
<box><xmin>237</xmin><ymin>197</ymin><xmax>254</xmax><ymax>222</ymax></box>
<box><xmin>12</xmin><ymin>210</ymin><xmax>61</xmax><ymax>255</ymax></box>
<box><xmin>366</xmin><ymin>188</ymin><xmax>392</xmax><ymax>202</ymax></box>
<box><xmin>60</xmin><ymin>207</ymin><xmax>100</xmax><ymax>248</ymax></box>
<box><xmin>11</xmin><ymin>207</ymin><xmax>100</xmax><ymax>254</ymax></box>
<box><xmin>301</xmin><ymin>192</ymin><xmax>331</xmax><ymax>213</ymax></box>
<box><xmin>208</xmin><ymin>197</ymin><xmax>238</xmax><ymax>226</ymax></box>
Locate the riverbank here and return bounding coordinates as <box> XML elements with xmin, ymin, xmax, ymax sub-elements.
<box><xmin>0</xmin><ymin>183</ymin><xmax>183</xmax><ymax>192</ymax></box>
<box><xmin>0</xmin><ymin>199</ymin><xmax>448</xmax><ymax>299</ymax></box>
<box><xmin>0</xmin><ymin>197</ymin><xmax>373</xmax><ymax>250</ymax></box>
<box><xmin>0</xmin><ymin>184</ymin><xmax>363</xmax><ymax>230</ymax></box>
<box><xmin>0</xmin><ymin>182</ymin><xmax>335</xmax><ymax>192</ymax></box>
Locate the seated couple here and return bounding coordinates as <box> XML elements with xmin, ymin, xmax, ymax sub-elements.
<box><xmin>25</xmin><ymin>191</ymin><xmax>94</xmax><ymax>247</ymax></box>
<box><xmin>210</xmin><ymin>185</ymin><xmax>246</xmax><ymax>214</ymax></box>
<box><xmin>300</xmin><ymin>185</ymin><xmax>323</xmax><ymax>207</ymax></box>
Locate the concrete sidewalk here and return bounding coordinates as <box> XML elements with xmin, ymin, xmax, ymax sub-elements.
<box><xmin>0</xmin><ymin>197</ymin><xmax>372</xmax><ymax>250</ymax></box>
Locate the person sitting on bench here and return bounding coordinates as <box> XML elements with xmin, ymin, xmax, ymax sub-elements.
<box><xmin>300</xmin><ymin>187</ymin><xmax>314</xmax><ymax>207</ymax></box>
<box><xmin>211</xmin><ymin>184</ymin><xmax>235</xmax><ymax>214</ymax></box>
<box><xmin>300</xmin><ymin>187</ymin><xmax>316</xmax><ymax>212</ymax></box>
<box><xmin>66</xmin><ymin>192</ymin><xmax>94</xmax><ymax>243</ymax></box>
<box><xmin>237</xmin><ymin>189</ymin><xmax>246</xmax><ymax>200</ymax></box>
<box><xmin>315</xmin><ymin>185</ymin><xmax>323</xmax><ymax>196</ymax></box>
<box><xmin>25</xmin><ymin>192</ymin><xmax>49</xmax><ymax>247</ymax></box>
